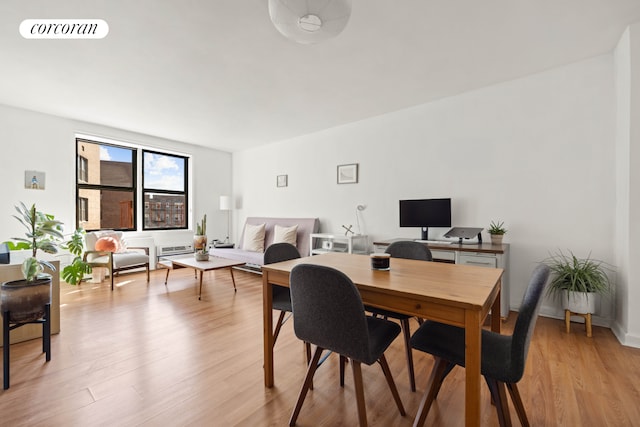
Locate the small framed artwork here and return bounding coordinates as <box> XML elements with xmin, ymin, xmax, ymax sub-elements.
<box><xmin>277</xmin><ymin>174</ymin><xmax>288</xmax><ymax>187</ymax></box>
<box><xmin>337</xmin><ymin>163</ymin><xmax>358</xmax><ymax>184</ymax></box>
<box><xmin>25</xmin><ymin>170</ymin><xmax>46</xmax><ymax>190</ymax></box>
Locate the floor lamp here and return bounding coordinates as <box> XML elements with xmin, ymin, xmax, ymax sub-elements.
<box><xmin>219</xmin><ymin>196</ymin><xmax>231</xmax><ymax>243</ymax></box>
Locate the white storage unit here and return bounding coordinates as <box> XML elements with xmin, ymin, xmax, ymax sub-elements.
<box><xmin>310</xmin><ymin>233</ymin><xmax>369</xmax><ymax>255</ymax></box>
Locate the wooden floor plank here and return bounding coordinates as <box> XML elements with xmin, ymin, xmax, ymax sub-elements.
<box><xmin>1</xmin><ymin>268</ymin><xmax>639</xmax><ymax>426</ymax></box>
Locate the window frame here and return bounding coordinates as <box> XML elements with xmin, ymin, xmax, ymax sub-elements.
<box><xmin>75</xmin><ymin>138</ymin><xmax>137</xmax><ymax>232</ymax></box>
<box><xmin>141</xmin><ymin>149</ymin><xmax>189</xmax><ymax>231</ymax></box>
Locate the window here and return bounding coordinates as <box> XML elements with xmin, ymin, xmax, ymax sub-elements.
<box><xmin>78</xmin><ymin>197</ymin><xmax>88</xmax><ymax>222</ymax></box>
<box><xmin>142</xmin><ymin>150</ymin><xmax>188</xmax><ymax>230</ymax></box>
<box><xmin>78</xmin><ymin>156</ymin><xmax>88</xmax><ymax>182</ymax></box>
<box><xmin>76</xmin><ymin>139</ymin><xmax>136</xmax><ymax>231</ymax></box>
<box><xmin>76</xmin><ymin>138</ymin><xmax>189</xmax><ymax>232</ymax></box>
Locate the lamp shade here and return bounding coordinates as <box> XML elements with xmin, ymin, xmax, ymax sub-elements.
<box><xmin>268</xmin><ymin>0</ymin><xmax>352</xmax><ymax>44</ymax></box>
<box><xmin>219</xmin><ymin>195</ymin><xmax>231</xmax><ymax>211</ymax></box>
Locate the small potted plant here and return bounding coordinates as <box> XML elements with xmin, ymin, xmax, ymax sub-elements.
<box><xmin>488</xmin><ymin>220</ymin><xmax>507</xmax><ymax>245</ymax></box>
<box><xmin>193</xmin><ymin>214</ymin><xmax>207</xmax><ymax>253</ymax></box>
<box><xmin>544</xmin><ymin>250</ymin><xmax>612</xmax><ymax>314</ymax></box>
<box><xmin>1</xmin><ymin>203</ymin><xmax>63</xmax><ymax>322</ymax></box>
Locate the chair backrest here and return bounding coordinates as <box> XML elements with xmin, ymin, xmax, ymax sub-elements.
<box><xmin>385</xmin><ymin>241</ymin><xmax>433</xmax><ymax>261</ymax></box>
<box><xmin>290</xmin><ymin>264</ymin><xmax>370</xmax><ymax>362</ymax></box>
<box><xmin>508</xmin><ymin>264</ymin><xmax>550</xmax><ymax>382</ymax></box>
<box><xmin>0</xmin><ymin>242</ymin><xmax>9</xmax><ymax>264</ymax></box>
<box><xmin>264</xmin><ymin>242</ymin><xmax>301</xmax><ymax>264</ymax></box>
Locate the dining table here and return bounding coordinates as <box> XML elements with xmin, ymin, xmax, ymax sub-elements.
<box><xmin>261</xmin><ymin>252</ymin><xmax>503</xmax><ymax>427</ymax></box>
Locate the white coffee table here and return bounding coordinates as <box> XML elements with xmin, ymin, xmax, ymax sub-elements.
<box><xmin>159</xmin><ymin>255</ymin><xmax>245</xmax><ymax>300</ymax></box>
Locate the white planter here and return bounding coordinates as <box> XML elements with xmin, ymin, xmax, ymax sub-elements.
<box><xmin>562</xmin><ymin>290</ymin><xmax>597</xmax><ymax>314</ymax></box>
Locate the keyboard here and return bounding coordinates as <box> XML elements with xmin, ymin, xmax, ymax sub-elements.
<box><xmin>414</xmin><ymin>240</ymin><xmax>453</xmax><ymax>245</ymax></box>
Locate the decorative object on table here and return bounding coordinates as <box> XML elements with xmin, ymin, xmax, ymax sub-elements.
<box><xmin>194</xmin><ymin>248</ymin><xmax>209</xmax><ymax>261</ymax></box>
<box><xmin>1</xmin><ymin>202</ymin><xmax>63</xmax><ymax>389</ymax></box>
<box><xmin>24</xmin><ymin>170</ymin><xmax>45</xmax><ymax>190</ymax></box>
<box><xmin>355</xmin><ymin>204</ymin><xmax>366</xmax><ymax>235</ymax></box>
<box><xmin>487</xmin><ymin>220</ymin><xmax>507</xmax><ymax>245</ymax></box>
<box><xmin>337</xmin><ymin>163</ymin><xmax>358</xmax><ymax>184</ymax></box>
<box><xmin>194</xmin><ymin>214</ymin><xmax>207</xmax><ymax>251</ymax></box>
<box><xmin>370</xmin><ymin>253</ymin><xmax>390</xmax><ymax>270</ymax></box>
<box><xmin>219</xmin><ymin>195</ymin><xmax>231</xmax><ymax>243</ymax></box>
<box><xmin>60</xmin><ymin>228</ymin><xmax>92</xmax><ymax>285</ymax></box>
<box><xmin>544</xmin><ymin>250</ymin><xmax>612</xmax><ymax>337</ymax></box>
<box><xmin>268</xmin><ymin>0</ymin><xmax>352</xmax><ymax>45</ymax></box>
<box><xmin>341</xmin><ymin>224</ymin><xmax>354</xmax><ymax>236</ymax></box>
<box><xmin>276</xmin><ymin>174</ymin><xmax>288</xmax><ymax>188</ymax></box>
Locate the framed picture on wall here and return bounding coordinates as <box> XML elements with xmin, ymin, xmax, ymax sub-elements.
<box><xmin>25</xmin><ymin>170</ymin><xmax>45</xmax><ymax>190</ymax></box>
<box><xmin>277</xmin><ymin>174</ymin><xmax>288</xmax><ymax>187</ymax></box>
<box><xmin>337</xmin><ymin>163</ymin><xmax>358</xmax><ymax>184</ymax></box>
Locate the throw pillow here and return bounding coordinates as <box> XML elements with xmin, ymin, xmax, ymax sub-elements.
<box><xmin>95</xmin><ymin>236</ymin><xmax>120</xmax><ymax>253</ymax></box>
<box><xmin>95</xmin><ymin>231</ymin><xmax>125</xmax><ymax>253</ymax></box>
<box><xmin>273</xmin><ymin>224</ymin><xmax>298</xmax><ymax>247</ymax></box>
<box><xmin>243</xmin><ymin>223</ymin><xmax>266</xmax><ymax>252</ymax></box>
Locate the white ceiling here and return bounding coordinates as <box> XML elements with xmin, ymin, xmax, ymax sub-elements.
<box><xmin>1</xmin><ymin>1</ymin><xmax>640</xmax><ymax>153</ymax></box>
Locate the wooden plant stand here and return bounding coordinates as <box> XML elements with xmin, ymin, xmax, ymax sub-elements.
<box><xmin>565</xmin><ymin>309</ymin><xmax>592</xmax><ymax>337</ymax></box>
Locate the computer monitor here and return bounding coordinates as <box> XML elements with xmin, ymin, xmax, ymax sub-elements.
<box><xmin>399</xmin><ymin>198</ymin><xmax>452</xmax><ymax>240</ymax></box>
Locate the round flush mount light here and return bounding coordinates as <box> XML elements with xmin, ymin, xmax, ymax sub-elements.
<box><xmin>268</xmin><ymin>0</ymin><xmax>352</xmax><ymax>44</ymax></box>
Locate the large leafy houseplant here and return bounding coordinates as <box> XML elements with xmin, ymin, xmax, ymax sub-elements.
<box><xmin>7</xmin><ymin>202</ymin><xmax>64</xmax><ymax>281</ymax></box>
<box><xmin>1</xmin><ymin>202</ymin><xmax>63</xmax><ymax>322</ymax></box>
<box><xmin>61</xmin><ymin>228</ymin><xmax>92</xmax><ymax>285</ymax></box>
<box><xmin>544</xmin><ymin>250</ymin><xmax>612</xmax><ymax>313</ymax></box>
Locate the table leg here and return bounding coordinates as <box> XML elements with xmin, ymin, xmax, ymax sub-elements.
<box><xmin>491</xmin><ymin>281</ymin><xmax>501</xmax><ymax>334</ymax></box>
<box><xmin>229</xmin><ymin>267</ymin><xmax>237</xmax><ymax>292</ymax></box>
<box><xmin>263</xmin><ymin>271</ymin><xmax>275</xmax><ymax>387</ymax></box>
<box><xmin>198</xmin><ymin>270</ymin><xmax>204</xmax><ymax>300</ymax></box>
<box><xmin>465</xmin><ymin>309</ymin><xmax>482</xmax><ymax>427</ymax></box>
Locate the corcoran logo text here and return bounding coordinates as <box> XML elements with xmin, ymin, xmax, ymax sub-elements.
<box><xmin>20</xmin><ymin>19</ymin><xmax>109</xmax><ymax>39</ymax></box>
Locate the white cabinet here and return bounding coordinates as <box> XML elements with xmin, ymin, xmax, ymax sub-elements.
<box><xmin>310</xmin><ymin>233</ymin><xmax>369</xmax><ymax>255</ymax></box>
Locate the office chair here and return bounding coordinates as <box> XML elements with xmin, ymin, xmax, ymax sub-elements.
<box><xmin>366</xmin><ymin>240</ymin><xmax>433</xmax><ymax>391</ymax></box>
<box><xmin>288</xmin><ymin>264</ymin><xmax>405</xmax><ymax>427</ymax></box>
<box><xmin>410</xmin><ymin>264</ymin><xmax>550</xmax><ymax>427</ymax></box>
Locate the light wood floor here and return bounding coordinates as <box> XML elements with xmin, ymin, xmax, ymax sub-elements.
<box><xmin>1</xmin><ymin>268</ymin><xmax>639</xmax><ymax>426</ymax></box>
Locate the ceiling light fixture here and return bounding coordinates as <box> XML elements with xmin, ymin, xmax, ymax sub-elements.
<box><xmin>268</xmin><ymin>0</ymin><xmax>352</xmax><ymax>45</ymax></box>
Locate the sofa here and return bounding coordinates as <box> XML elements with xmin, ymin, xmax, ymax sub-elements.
<box><xmin>209</xmin><ymin>217</ymin><xmax>320</xmax><ymax>272</ymax></box>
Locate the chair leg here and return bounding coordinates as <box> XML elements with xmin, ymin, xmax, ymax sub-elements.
<box><xmin>413</xmin><ymin>357</ymin><xmax>454</xmax><ymax>427</ymax></box>
<box><xmin>289</xmin><ymin>346</ymin><xmax>324</xmax><ymax>427</ymax></box>
<box><xmin>305</xmin><ymin>342</ymin><xmax>314</xmax><ymax>391</ymax></box>
<box><xmin>400</xmin><ymin>317</ymin><xmax>416</xmax><ymax>391</ymax></box>
<box><xmin>378</xmin><ymin>354</ymin><xmax>406</xmax><ymax>416</ymax></box>
<box><xmin>273</xmin><ymin>311</ymin><xmax>286</xmax><ymax>345</ymax></box>
<box><xmin>351</xmin><ymin>360</ymin><xmax>368</xmax><ymax>427</ymax></box>
<box><xmin>506</xmin><ymin>383</ymin><xmax>530</xmax><ymax>427</ymax></box>
<box><xmin>146</xmin><ymin>264</ymin><xmax>150</xmax><ymax>282</ymax></box>
<box><xmin>340</xmin><ymin>355</ymin><xmax>347</xmax><ymax>387</ymax></box>
<box><xmin>485</xmin><ymin>377</ymin><xmax>511</xmax><ymax>427</ymax></box>
<box><xmin>43</xmin><ymin>304</ymin><xmax>51</xmax><ymax>361</ymax></box>
<box><xmin>3</xmin><ymin>310</ymin><xmax>9</xmax><ymax>390</ymax></box>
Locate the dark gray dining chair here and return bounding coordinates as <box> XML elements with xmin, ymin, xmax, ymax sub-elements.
<box><xmin>289</xmin><ymin>264</ymin><xmax>406</xmax><ymax>427</ymax></box>
<box><xmin>410</xmin><ymin>264</ymin><xmax>550</xmax><ymax>427</ymax></box>
<box><xmin>366</xmin><ymin>240</ymin><xmax>433</xmax><ymax>391</ymax></box>
<box><xmin>263</xmin><ymin>243</ymin><xmax>302</xmax><ymax>345</ymax></box>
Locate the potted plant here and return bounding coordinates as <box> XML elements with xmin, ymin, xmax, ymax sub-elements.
<box><xmin>61</xmin><ymin>228</ymin><xmax>93</xmax><ymax>285</ymax></box>
<box><xmin>193</xmin><ymin>214</ymin><xmax>207</xmax><ymax>253</ymax></box>
<box><xmin>488</xmin><ymin>220</ymin><xmax>507</xmax><ymax>245</ymax></box>
<box><xmin>1</xmin><ymin>202</ymin><xmax>63</xmax><ymax>322</ymax></box>
<box><xmin>544</xmin><ymin>250</ymin><xmax>612</xmax><ymax>314</ymax></box>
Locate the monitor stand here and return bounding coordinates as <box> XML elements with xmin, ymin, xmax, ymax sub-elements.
<box><xmin>421</xmin><ymin>227</ymin><xmax>429</xmax><ymax>241</ymax></box>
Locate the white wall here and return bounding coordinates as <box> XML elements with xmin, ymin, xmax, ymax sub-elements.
<box><xmin>233</xmin><ymin>54</ymin><xmax>617</xmax><ymax>325</ymax></box>
<box><xmin>614</xmin><ymin>23</ymin><xmax>640</xmax><ymax>347</ymax></box>
<box><xmin>0</xmin><ymin>104</ymin><xmax>232</xmax><ymax>262</ymax></box>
